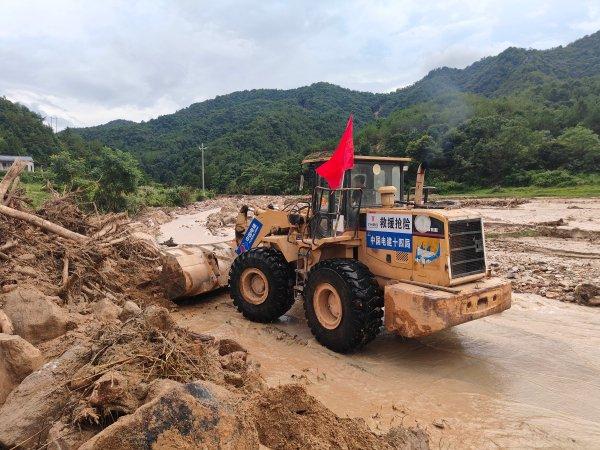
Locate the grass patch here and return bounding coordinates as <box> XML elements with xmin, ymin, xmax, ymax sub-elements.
<box><xmin>438</xmin><ymin>173</ymin><xmax>599</xmax><ymax>198</ymax></box>
<box><xmin>443</xmin><ymin>183</ymin><xmax>600</xmax><ymax>198</ymax></box>
<box><xmin>23</xmin><ymin>181</ymin><xmax>50</xmax><ymax>209</ymax></box>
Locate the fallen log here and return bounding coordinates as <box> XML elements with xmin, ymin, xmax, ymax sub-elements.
<box><xmin>4</xmin><ymin>176</ymin><xmax>21</xmax><ymax>206</ymax></box>
<box><xmin>0</xmin><ymin>241</ymin><xmax>16</xmax><ymax>252</ymax></box>
<box><xmin>0</xmin><ymin>204</ymin><xmax>89</xmax><ymax>243</ymax></box>
<box><xmin>0</xmin><ymin>160</ymin><xmax>26</xmax><ymax>203</ymax></box>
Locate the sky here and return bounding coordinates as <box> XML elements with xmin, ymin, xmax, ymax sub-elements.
<box><xmin>1</xmin><ymin>0</ymin><xmax>599</xmax><ymax>129</ymax></box>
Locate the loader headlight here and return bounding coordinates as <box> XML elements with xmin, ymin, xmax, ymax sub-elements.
<box><xmin>414</xmin><ymin>215</ymin><xmax>431</xmax><ymax>233</ymax></box>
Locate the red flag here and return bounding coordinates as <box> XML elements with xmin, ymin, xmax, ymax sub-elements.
<box><xmin>316</xmin><ymin>114</ymin><xmax>354</xmax><ymax>189</ymax></box>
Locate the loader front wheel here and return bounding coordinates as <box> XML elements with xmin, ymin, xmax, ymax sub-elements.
<box><xmin>229</xmin><ymin>247</ymin><xmax>294</xmax><ymax>323</ymax></box>
<box><xmin>304</xmin><ymin>259</ymin><xmax>383</xmax><ymax>353</ymax></box>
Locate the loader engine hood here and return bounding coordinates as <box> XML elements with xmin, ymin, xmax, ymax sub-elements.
<box><xmin>360</xmin><ymin>207</ymin><xmax>488</xmax><ymax>287</ymax></box>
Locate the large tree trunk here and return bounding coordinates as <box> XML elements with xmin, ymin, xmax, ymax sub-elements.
<box><xmin>0</xmin><ymin>204</ymin><xmax>89</xmax><ymax>243</ymax></box>
<box><xmin>0</xmin><ymin>160</ymin><xmax>27</xmax><ymax>204</ymax></box>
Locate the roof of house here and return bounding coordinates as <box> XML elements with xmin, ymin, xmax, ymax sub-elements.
<box><xmin>0</xmin><ymin>155</ymin><xmax>34</xmax><ymax>162</ymax></box>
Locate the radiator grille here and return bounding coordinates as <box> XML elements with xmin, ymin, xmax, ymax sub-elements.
<box><xmin>449</xmin><ymin>219</ymin><xmax>486</xmax><ymax>278</ymax></box>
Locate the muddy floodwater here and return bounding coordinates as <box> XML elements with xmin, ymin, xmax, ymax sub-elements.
<box><xmin>175</xmin><ymin>292</ymin><xmax>600</xmax><ymax>448</ymax></box>
<box><xmin>168</xmin><ymin>197</ymin><xmax>600</xmax><ymax>448</ymax></box>
<box><xmin>158</xmin><ymin>207</ymin><xmax>234</xmax><ymax>244</ymax></box>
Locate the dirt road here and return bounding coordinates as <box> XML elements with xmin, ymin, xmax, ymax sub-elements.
<box><xmin>165</xmin><ymin>197</ymin><xmax>600</xmax><ymax>448</ymax></box>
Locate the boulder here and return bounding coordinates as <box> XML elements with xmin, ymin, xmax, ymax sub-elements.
<box><xmin>0</xmin><ymin>310</ymin><xmax>14</xmax><ymax>334</ymax></box>
<box><xmin>47</xmin><ymin>420</ymin><xmax>96</xmax><ymax>450</ymax></box>
<box><xmin>92</xmin><ymin>298</ymin><xmax>122</xmax><ymax>323</ymax></box>
<box><xmin>119</xmin><ymin>301</ymin><xmax>142</xmax><ymax>321</ymax></box>
<box><xmin>217</xmin><ymin>338</ymin><xmax>247</xmax><ymax>356</ymax></box>
<box><xmin>1</xmin><ymin>286</ymin><xmax>73</xmax><ymax>344</ymax></box>
<box><xmin>79</xmin><ymin>381</ymin><xmax>258</xmax><ymax>449</ymax></box>
<box><xmin>0</xmin><ymin>333</ymin><xmax>43</xmax><ymax>405</ymax></box>
<box><xmin>0</xmin><ymin>345</ymin><xmax>90</xmax><ymax>449</ymax></box>
<box><xmin>142</xmin><ymin>305</ymin><xmax>175</xmax><ymax>332</ymax></box>
<box><xmin>574</xmin><ymin>283</ymin><xmax>600</xmax><ymax>306</ymax></box>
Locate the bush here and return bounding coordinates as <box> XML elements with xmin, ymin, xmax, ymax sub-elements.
<box><xmin>434</xmin><ymin>180</ymin><xmax>467</xmax><ymax>194</ymax></box>
<box><xmin>503</xmin><ymin>170</ymin><xmax>532</xmax><ymax>186</ymax></box>
<box><xmin>530</xmin><ymin>170</ymin><xmax>576</xmax><ymax>187</ymax></box>
<box><xmin>131</xmin><ymin>185</ymin><xmax>214</xmax><ymax>211</ymax></box>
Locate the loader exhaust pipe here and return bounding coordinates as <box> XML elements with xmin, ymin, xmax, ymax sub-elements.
<box><xmin>413</xmin><ymin>163</ymin><xmax>426</xmax><ymax>206</ymax></box>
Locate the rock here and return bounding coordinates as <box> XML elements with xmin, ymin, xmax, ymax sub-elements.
<box><xmin>574</xmin><ymin>283</ymin><xmax>600</xmax><ymax>305</ymax></box>
<box><xmin>0</xmin><ymin>334</ymin><xmax>43</xmax><ymax>405</ymax></box>
<box><xmin>506</xmin><ymin>271</ymin><xmax>517</xmax><ymax>279</ymax></box>
<box><xmin>119</xmin><ymin>301</ymin><xmax>142</xmax><ymax>321</ymax></box>
<box><xmin>92</xmin><ymin>298</ymin><xmax>121</xmax><ymax>323</ymax></box>
<box><xmin>223</xmin><ymin>372</ymin><xmax>245</xmax><ymax>388</ymax></box>
<box><xmin>1</xmin><ymin>285</ymin><xmax>73</xmax><ymax>344</ymax></box>
<box><xmin>87</xmin><ymin>371</ymin><xmax>141</xmax><ymax>417</ymax></box>
<box><xmin>1</xmin><ymin>284</ymin><xmax>17</xmax><ymax>293</ymax></box>
<box><xmin>13</xmin><ymin>265</ymin><xmax>38</xmax><ymax>276</ymax></box>
<box><xmin>217</xmin><ymin>338</ymin><xmax>247</xmax><ymax>356</ymax></box>
<box><xmin>142</xmin><ymin>305</ymin><xmax>175</xmax><ymax>332</ymax></box>
<box><xmin>589</xmin><ymin>296</ymin><xmax>600</xmax><ymax>307</ymax></box>
<box><xmin>220</xmin><ymin>351</ymin><xmax>248</xmax><ymax>372</ymax></box>
<box><xmin>47</xmin><ymin>420</ymin><xmax>96</xmax><ymax>450</ymax></box>
<box><xmin>0</xmin><ymin>310</ymin><xmax>14</xmax><ymax>334</ymax></box>
<box><xmin>79</xmin><ymin>381</ymin><xmax>258</xmax><ymax>450</ymax></box>
<box><xmin>0</xmin><ymin>345</ymin><xmax>90</xmax><ymax>449</ymax></box>
<box><xmin>432</xmin><ymin>419</ymin><xmax>445</xmax><ymax>429</ymax></box>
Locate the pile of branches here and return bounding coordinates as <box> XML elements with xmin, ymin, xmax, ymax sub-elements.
<box><xmin>0</xmin><ymin>160</ymin><xmax>164</xmax><ymax>307</ymax></box>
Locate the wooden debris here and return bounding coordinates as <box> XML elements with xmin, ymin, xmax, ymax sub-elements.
<box><xmin>0</xmin><ymin>160</ymin><xmax>26</xmax><ymax>203</ymax></box>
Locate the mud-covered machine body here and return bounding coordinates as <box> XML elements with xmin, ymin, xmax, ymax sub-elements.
<box><xmin>230</xmin><ymin>156</ymin><xmax>511</xmax><ymax>352</ymax></box>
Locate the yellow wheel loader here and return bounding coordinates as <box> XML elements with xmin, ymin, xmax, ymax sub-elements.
<box><xmin>228</xmin><ymin>156</ymin><xmax>511</xmax><ymax>353</ymax></box>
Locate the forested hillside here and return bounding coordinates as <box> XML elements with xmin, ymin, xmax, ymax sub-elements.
<box><xmin>66</xmin><ymin>30</ymin><xmax>600</xmax><ymax>193</ymax></box>
<box><xmin>359</xmin><ymin>77</ymin><xmax>600</xmax><ymax>190</ymax></box>
<box><xmin>0</xmin><ymin>97</ymin><xmax>59</xmax><ymax>162</ymax></box>
<box><xmin>377</xmin><ymin>30</ymin><xmax>600</xmax><ymax>115</ymax></box>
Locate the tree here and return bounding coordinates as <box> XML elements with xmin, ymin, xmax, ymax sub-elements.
<box><xmin>91</xmin><ymin>147</ymin><xmax>143</xmax><ymax>211</ymax></box>
<box><xmin>557</xmin><ymin>125</ymin><xmax>600</xmax><ymax>171</ymax></box>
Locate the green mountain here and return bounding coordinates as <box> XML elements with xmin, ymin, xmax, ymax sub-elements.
<box><xmin>376</xmin><ymin>30</ymin><xmax>600</xmax><ymax>115</ymax></box>
<box><xmin>0</xmin><ymin>97</ymin><xmax>59</xmax><ymax>163</ymax></box>
<box><xmin>66</xmin><ymin>30</ymin><xmax>600</xmax><ymax>191</ymax></box>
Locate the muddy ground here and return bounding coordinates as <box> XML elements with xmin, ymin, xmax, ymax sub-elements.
<box><xmin>160</xmin><ymin>196</ymin><xmax>600</xmax><ymax>449</ymax></box>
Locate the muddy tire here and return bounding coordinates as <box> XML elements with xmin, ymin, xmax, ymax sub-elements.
<box><xmin>229</xmin><ymin>247</ymin><xmax>294</xmax><ymax>323</ymax></box>
<box><xmin>304</xmin><ymin>259</ymin><xmax>383</xmax><ymax>353</ymax></box>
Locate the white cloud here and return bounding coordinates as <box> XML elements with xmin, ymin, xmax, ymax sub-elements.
<box><xmin>0</xmin><ymin>0</ymin><xmax>596</xmax><ymax>128</ymax></box>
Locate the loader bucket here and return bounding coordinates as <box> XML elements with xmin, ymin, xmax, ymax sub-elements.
<box><xmin>160</xmin><ymin>243</ymin><xmax>236</xmax><ymax>299</ymax></box>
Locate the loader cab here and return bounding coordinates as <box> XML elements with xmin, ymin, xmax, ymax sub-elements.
<box><xmin>301</xmin><ymin>156</ymin><xmax>411</xmax><ymax>239</ymax></box>
<box><xmin>301</xmin><ymin>156</ymin><xmax>411</xmax><ymax>206</ymax></box>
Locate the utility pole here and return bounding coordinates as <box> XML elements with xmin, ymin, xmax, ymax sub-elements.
<box><xmin>199</xmin><ymin>143</ymin><xmax>206</xmax><ymax>196</ymax></box>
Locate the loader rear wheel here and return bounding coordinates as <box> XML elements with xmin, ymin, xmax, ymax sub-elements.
<box><xmin>229</xmin><ymin>247</ymin><xmax>294</xmax><ymax>323</ymax></box>
<box><xmin>304</xmin><ymin>259</ymin><xmax>383</xmax><ymax>353</ymax></box>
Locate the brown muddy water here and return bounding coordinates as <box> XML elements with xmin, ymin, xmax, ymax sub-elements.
<box><xmin>165</xmin><ymin>197</ymin><xmax>600</xmax><ymax>448</ymax></box>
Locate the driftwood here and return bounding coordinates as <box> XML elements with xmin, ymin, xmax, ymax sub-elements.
<box><xmin>0</xmin><ymin>204</ymin><xmax>89</xmax><ymax>243</ymax></box>
<box><xmin>0</xmin><ymin>241</ymin><xmax>16</xmax><ymax>252</ymax></box>
<box><xmin>62</xmin><ymin>257</ymin><xmax>70</xmax><ymax>286</ymax></box>
<box><xmin>0</xmin><ymin>160</ymin><xmax>26</xmax><ymax>203</ymax></box>
<box><xmin>4</xmin><ymin>175</ymin><xmax>21</xmax><ymax>206</ymax></box>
